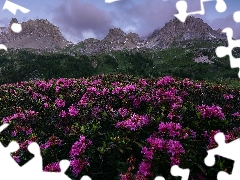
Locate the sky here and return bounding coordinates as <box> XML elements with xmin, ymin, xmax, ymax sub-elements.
<box><xmin>0</xmin><ymin>0</ymin><xmax>240</xmax><ymax>44</ymax></box>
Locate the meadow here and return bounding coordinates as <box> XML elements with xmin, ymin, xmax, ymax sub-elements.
<box><xmin>0</xmin><ymin>73</ymin><xmax>239</xmax><ymax>179</ymax></box>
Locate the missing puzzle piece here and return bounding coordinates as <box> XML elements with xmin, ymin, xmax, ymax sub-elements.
<box><xmin>175</xmin><ymin>0</ymin><xmax>227</xmax><ymax>22</ymax></box>
<box><xmin>204</xmin><ymin>132</ymin><xmax>240</xmax><ymax>179</ymax></box>
<box><xmin>105</xmin><ymin>0</ymin><xmax>121</xmax><ymax>3</ymax></box>
<box><xmin>171</xmin><ymin>165</ymin><xmax>190</xmax><ymax>180</ymax></box>
<box><xmin>20</xmin><ymin>142</ymin><xmax>43</xmax><ymax>173</ymax></box>
<box><xmin>2</xmin><ymin>0</ymin><xmax>30</xmax><ymax>15</ymax></box>
<box><xmin>154</xmin><ymin>165</ymin><xmax>190</xmax><ymax>180</ymax></box>
<box><xmin>215</xmin><ymin>27</ymin><xmax>240</xmax><ymax>78</ymax></box>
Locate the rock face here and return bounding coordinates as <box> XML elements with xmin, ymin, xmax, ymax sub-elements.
<box><xmin>102</xmin><ymin>28</ymin><xmax>141</xmax><ymax>50</ymax></box>
<box><xmin>143</xmin><ymin>16</ymin><xmax>226</xmax><ymax>49</ymax></box>
<box><xmin>66</xmin><ymin>28</ymin><xmax>142</xmax><ymax>55</ymax></box>
<box><xmin>0</xmin><ymin>16</ymin><xmax>227</xmax><ymax>54</ymax></box>
<box><xmin>0</xmin><ymin>18</ymin><xmax>71</xmax><ymax>50</ymax></box>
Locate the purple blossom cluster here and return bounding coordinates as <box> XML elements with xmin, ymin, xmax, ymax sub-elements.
<box><xmin>197</xmin><ymin>104</ymin><xmax>225</xmax><ymax>120</ymax></box>
<box><xmin>1</xmin><ymin>74</ymin><xmax>240</xmax><ymax>179</ymax></box>
<box><xmin>40</xmin><ymin>135</ymin><xmax>62</xmax><ymax>150</ymax></box>
<box><xmin>69</xmin><ymin>135</ymin><xmax>92</xmax><ymax>177</ymax></box>
<box><xmin>203</xmin><ymin>130</ymin><xmax>238</xmax><ymax>150</ymax></box>
<box><xmin>223</xmin><ymin>94</ymin><xmax>234</xmax><ymax>100</ymax></box>
<box><xmin>43</xmin><ymin>162</ymin><xmax>61</xmax><ymax>172</ymax></box>
<box><xmin>116</xmin><ymin>113</ymin><xmax>150</xmax><ymax>131</ymax></box>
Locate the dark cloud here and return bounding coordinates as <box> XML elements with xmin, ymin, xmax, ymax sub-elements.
<box><xmin>105</xmin><ymin>0</ymin><xmax>180</xmax><ymax>38</ymax></box>
<box><xmin>49</xmin><ymin>0</ymin><xmax>238</xmax><ymax>43</ymax></box>
<box><xmin>50</xmin><ymin>0</ymin><xmax>114</xmax><ymax>43</ymax></box>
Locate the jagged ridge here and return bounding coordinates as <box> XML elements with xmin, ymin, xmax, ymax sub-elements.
<box><xmin>0</xmin><ymin>16</ymin><xmax>227</xmax><ymax>54</ymax></box>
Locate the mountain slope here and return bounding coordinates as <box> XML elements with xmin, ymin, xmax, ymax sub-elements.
<box><xmin>0</xmin><ymin>18</ymin><xmax>72</xmax><ymax>51</ymax></box>
<box><xmin>143</xmin><ymin>16</ymin><xmax>226</xmax><ymax>49</ymax></box>
<box><xmin>0</xmin><ymin>16</ymin><xmax>227</xmax><ymax>55</ymax></box>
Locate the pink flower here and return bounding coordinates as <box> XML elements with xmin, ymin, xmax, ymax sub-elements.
<box><xmin>44</xmin><ymin>162</ymin><xmax>60</xmax><ymax>172</ymax></box>
<box><xmin>137</xmin><ymin>161</ymin><xmax>151</xmax><ymax>177</ymax></box>
<box><xmin>157</xmin><ymin>76</ymin><xmax>174</xmax><ymax>86</ymax></box>
<box><xmin>12</xmin><ymin>156</ymin><xmax>20</xmax><ymax>163</ymax></box>
<box><xmin>197</xmin><ymin>104</ymin><xmax>225</xmax><ymax>120</ymax></box>
<box><xmin>70</xmin><ymin>159</ymin><xmax>85</xmax><ymax>177</ymax></box>
<box><xmin>223</xmin><ymin>94</ymin><xmax>233</xmax><ymax>100</ymax></box>
<box><xmin>116</xmin><ymin>114</ymin><xmax>150</xmax><ymax>131</ymax></box>
<box><xmin>43</xmin><ymin>102</ymin><xmax>49</xmax><ymax>108</ymax></box>
<box><xmin>68</xmin><ymin>105</ymin><xmax>79</xmax><ymax>117</ymax></box>
<box><xmin>59</xmin><ymin>110</ymin><xmax>67</xmax><ymax>117</ymax></box>
<box><xmin>55</xmin><ymin>98</ymin><xmax>65</xmax><ymax>108</ymax></box>
<box><xmin>141</xmin><ymin>147</ymin><xmax>153</xmax><ymax>160</ymax></box>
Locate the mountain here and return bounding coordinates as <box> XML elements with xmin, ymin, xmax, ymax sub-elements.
<box><xmin>143</xmin><ymin>16</ymin><xmax>226</xmax><ymax>49</ymax></box>
<box><xmin>66</xmin><ymin>28</ymin><xmax>142</xmax><ymax>55</ymax></box>
<box><xmin>66</xmin><ymin>16</ymin><xmax>227</xmax><ymax>54</ymax></box>
<box><xmin>0</xmin><ymin>16</ymin><xmax>227</xmax><ymax>54</ymax></box>
<box><xmin>0</xmin><ymin>18</ymin><xmax>71</xmax><ymax>51</ymax></box>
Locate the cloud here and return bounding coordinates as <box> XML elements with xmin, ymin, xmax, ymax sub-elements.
<box><xmin>49</xmin><ymin>0</ymin><xmax>237</xmax><ymax>43</ymax></box>
<box><xmin>50</xmin><ymin>0</ymin><xmax>187</xmax><ymax>42</ymax></box>
<box><xmin>107</xmin><ymin>0</ymin><xmax>180</xmax><ymax>38</ymax></box>
<box><xmin>50</xmin><ymin>0</ymin><xmax>114</xmax><ymax>43</ymax></box>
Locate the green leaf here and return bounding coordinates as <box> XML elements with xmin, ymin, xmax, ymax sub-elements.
<box><xmin>156</xmin><ymin>117</ymin><xmax>161</xmax><ymax>123</ymax></box>
<box><xmin>161</xmin><ymin>106</ymin><xmax>165</xmax><ymax>111</ymax></box>
<box><xmin>196</xmin><ymin>112</ymin><xmax>201</xmax><ymax>119</ymax></box>
<box><xmin>103</xmin><ymin>111</ymin><xmax>107</xmax><ymax>117</ymax></box>
<box><xmin>182</xmin><ymin>106</ymin><xmax>187</xmax><ymax>112</ymax></box>
<box><xmin>148</xmin><ymin>106</ymin><xmax>153</xmax><ymax>113</ymax></box>
<box><xmin>80</xmin><ymin>126</ymin><xmax>85</xmax><ymax>133</ymax></box>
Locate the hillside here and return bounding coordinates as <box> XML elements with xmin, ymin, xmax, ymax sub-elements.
<box><xmin>0</xmin><ymin>16</ymin><xmax>237</xmax><ymax>86</ymax></box>
<box><xmin>0</xmin><ymin>37</ymin><xmax>238</xmax><ymax>86</ymax></box>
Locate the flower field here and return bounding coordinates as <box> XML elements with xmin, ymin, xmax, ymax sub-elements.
<box><xmin>0</xmin><ymin>74</ymin><xmax>240</xmax><ymax>179</ymax></box>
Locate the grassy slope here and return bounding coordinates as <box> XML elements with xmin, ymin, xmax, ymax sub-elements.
<box><xmin>0</xmin><ymin>38</ymin><xmax>239</xmax><ymax>87</ymax></box>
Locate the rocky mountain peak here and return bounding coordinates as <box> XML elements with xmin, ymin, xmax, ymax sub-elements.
<box><xmin>103</xmin><ymin>28</ymin><xmax>126</xmax><ymax>42</ymax></box>
<box><xmin>144</xmin><ymin>16</ymin><xmax>227</xmax><ymax>48</ymax></box>
<box><xmin>0</xmin><ymin>18</ymin><xmax>71</xmax><ymax>51</ymax></box>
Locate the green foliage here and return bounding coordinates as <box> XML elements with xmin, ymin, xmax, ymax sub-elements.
<box><xmin>0</xmin><ymin>38</ymin><xmax>239</xmax><ymax>88</ymax></box>
<box><xmin>0</xmin><ymin>74</ymin><xmax>239</xmax><ymax>179</ymax></box>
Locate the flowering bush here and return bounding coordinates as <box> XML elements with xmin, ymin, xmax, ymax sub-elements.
<box><xmin>0</xmin><ymin>74</ymin><xmax>240</xmax><ymax>179</ymax></box>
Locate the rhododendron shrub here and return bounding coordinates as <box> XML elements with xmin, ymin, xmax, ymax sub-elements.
<box><xmin>0</xmin><ymin>74</ymin><xmax>240</xmax><ymax>179</ymax></box>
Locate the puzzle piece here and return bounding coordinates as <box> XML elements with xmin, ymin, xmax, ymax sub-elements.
<box><xmin>0</xmin><ymin>123</ymin><xmax>9</xmax><ymax>132</ymax></box>
<box><xmin>2</xmin><ymin>0</ymin><xmax>30</xmax><ymax>15</ymax></box>
<box><xmin>233</xmin><ymin>11</ymin><xmax>240</xmax><ymax>23</ymax></box>
<box><xmin>20</xmin><ymin>142</ymin><xmax>43</xmax><ymax>173</ymax></box>
<box><xmin>0</xmin><ymin>123</ymin><xmax>22</xmax><ymax>178</ymax></box>
<box><xmin>105</xmin><ymin>0</ymin><xmax>121</xmax><ymax>3</ymax></box>
<box><xmin>154</xmin><ymin>176</ymin><xmax>165</xmax><ymax>180</ymax></box>
<box><xmin>204</xmin><ymin>132</ymin><xmax>240</xmax><ymax>180</ymax></box>
<box><xmin>154</xmin><ymin>165</ymin><xmax>190</xmax><ymax>180</ymax></box>
<box><xmin>215</xmin><ymin>27</ymin><xmax>240</xmax><ymax>78</ymax></box>
<box><xmin>0</xmin><ymin>0</ymin><xmax>30</xmax><ymax>51</ymax></box>
<box><xmin>170</xmin><ymin>165</ymin><xmax>190</xmax><ymax>180</ymax></box>
<box><xmin>175</xmin><ymin>0</ymin><xmax>227</xmax><ymax>22</ymax></box>
<box><xmin>0</xmin><ymin>123</ymin><xmax>93</xmax><ymax>179</ymax></box>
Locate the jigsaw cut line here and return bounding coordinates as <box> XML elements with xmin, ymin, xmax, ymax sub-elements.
<box><xmin>175</xmin><ymin>0</ymin><xmax>227</xmax><ymax>22</ymax></box>
<box><xmin>204</xmin><ymin>132</ymin><xmax>240</xmax><ymax>179</ymax></box>
<box><xmin>175</xmin><ymin>0</ymin><xmax>240</xmax><ymax>78</ymax></box>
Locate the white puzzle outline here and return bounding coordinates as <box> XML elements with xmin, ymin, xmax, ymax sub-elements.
<box><xmin>175</xmin><ymin>0</ymin><xmax>227</xmax><ymax>23</ymax></box>
<box><xmin>175</xmin><ymin>0</ymin><xmax>240</xmax><ymax>78</ymax></box>
<box><xmin>204</xmin><ymin>132</ymin><xmax>240</xmax><ymax>180</ymax></box>
<box><xmin>0</xmin><ymin>123</ymin><xmax>92</xmax><ymax>180</ymax></box>
<box><xmin>1</xmin><ymin>0</ymin><xmax>240</xmax><ymax>179</ymax></box>
<box><xmin>0</xmin><ymin>0</ymin><xmax>30</xmax><ymax>51</ymax></box>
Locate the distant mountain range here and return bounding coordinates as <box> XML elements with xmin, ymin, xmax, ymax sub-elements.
<box><xmin>0</xmin><ymin>16</ymin><xmax>227</xmax><ymax>54</ymax></box>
